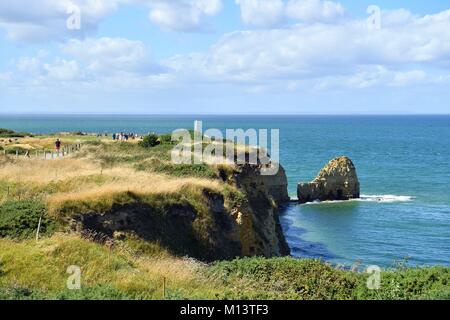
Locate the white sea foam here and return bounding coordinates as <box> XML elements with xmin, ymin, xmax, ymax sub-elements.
<box><xmin>357</xmin><ymin>195</ymin><xmax>415</xmax><ymax>203</ymax></box>
<box><xmin>295</xmin><ymin>195</ymin><xmax>415</xmax><ymax>205</ymax></box>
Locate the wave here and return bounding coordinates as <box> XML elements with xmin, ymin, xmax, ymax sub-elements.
<box><xmin>358</xmin><ymin>195</ymin><xmax>415</xmax><ymax>203</ymax></box>
<box><xmin>294</xmin><ymin>194</ymin><xmax>415</xmax><ymax>205</ymax></box>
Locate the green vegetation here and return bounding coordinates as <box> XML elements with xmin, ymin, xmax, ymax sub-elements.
<box><xmin>135</xmin><ymin>158</ymin><xmax>219</xmax><ymax>179</ymax></box>
<box><xmin>0</xmin><ymin>240</ymin><xmax>448</xmax><ymax>300</ymax></box>
<box><xmin>138</xmin><ymin>133</ymin><xmax>160</xmax><ymax>148</ymax></box>
<box><xmin>0</xmin><ymin>132</ymin><xmax>448</xmax><ymax>300</ymax></box>
<box><xmin>0</xmin><ymin>200</ymin><xmax>56</xmax><ymax>239</ymax></box>
<box><xmin>158</xmin><ymin>133</ymin><xmax>174</xmax><ymax>144</ymax></box>
<box><xmin>0</xmin><ymin>128</ymin><xmax>32</xmax><ymax>138</ymax></box>
<box><xmin>209</xmin><ymin>258</ymin><xmax>450</xmax><ymax>300</ymax></box>
<box><xmin>223</xmin><ymin>185</ymin><xmax>248</xmax><ymax>209</ymax></box>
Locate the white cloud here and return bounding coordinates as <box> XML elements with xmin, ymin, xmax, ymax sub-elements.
<box><xmin>62</xmin><ymin>37</ymin><xmax>147</xmax><ymax>74</ymax></box>
<box><xmin>3</xmin><ymin>7</ymin><xmax>450</xmax><ymax>95</ymax></box>
<box><xmin>0</xmin><ymin>0</ymin><xmax>118</xmax><ymax>41</ymax></box>
<box><xmin>316</xmin><ymin>66</ymin><xmax>428</xmax><ymax>90</ymax></box>
<box><xmin>285</xmin><ymin>0</ymin><xmax>345</xmax><ymax>23</ymax></box>
<box><xmin>0</xmin><ymin>72</ymin><xmax>12</xmax><ymax>82</ymax></box>
<box><xmin>135</xmin><ymin>0</ymin><xmax>223</xmax><ymax>32</ymax></box>
<box><xmin>6</xmin><ymin>37</ymin><xmax>170</xmax><ymax>92</ymax></box>
<box><xmin>166</xmin><ymin>9</ymin><xmax>450</xmax><ymax>89</ymax></box>
<box><xmin>235</xmin><ymin>0</ymin><xmax>285</xmax><ymax>28</ymax></box>
<box><xmin>391</xmin><ymin>70</ymin><xmax>426</xmax><ymax>87</ymax></box>
<box><xmin>235</xmin><ymin>0</ymin><xmax>345</xmax><ymax>27</ymax></box>
<box><xmin>44</xmin><ymin>59</ymin><xmax>79</xmax><ymax>80</ymax></box>
<box><xmin>0</xmin><ymin>0</ymin><xmax>224</xmax><ymax>41</ymax></box>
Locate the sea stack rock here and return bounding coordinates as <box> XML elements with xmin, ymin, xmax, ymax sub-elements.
<box><xmin>297</xmin><ymin>156</ymin><xmax>360</xmax><ymax>204</ymax></box>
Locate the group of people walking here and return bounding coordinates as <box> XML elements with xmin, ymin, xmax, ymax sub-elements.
<box><xmin>112</xmin><ymin>132</ymin><xmax>139</xmax><ymax>141</ymax></box>
<box><xmin>52</xmin><ymin>132</ymin><xmax>140</xmax><ymax>153</ymax></box>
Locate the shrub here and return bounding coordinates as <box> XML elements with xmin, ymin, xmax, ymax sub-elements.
<box><xmin>208</xmin><ymin>257</ymin><xmax>359</xmax><ymax>300</ymax></box>
<box><xmin>0</xmin><ymin>200</ymin><xmax>56</xmax><ymax>239</ymax></box>
<box><xmin>158</xmin><ymin>133</ymin><xmax>173</xmax><ymax>144</ymax></box>
<box><xmin>0</xmin><ymin>128</ymin><xmax>31</xmax><ymax>138</ymax></box>
<box><xmin>138</xmin><ymin>134</ymin><xmax>160</xmax><ymax>148</ymax></box>
<box><xmin>223</xmin><ymin>186</ymin><xmax>248</xmax><ymax>209</ymax></box>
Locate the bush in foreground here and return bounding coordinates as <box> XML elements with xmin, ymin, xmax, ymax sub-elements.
<box><xmin>138</xmin><ymin>134</ymin><xmax>160</xmax><ymax>148</ymax></box>
<box><xmin>0</xmin><ymin>200</ymin><xmax>56</xmax><ymax>239</ymax></box>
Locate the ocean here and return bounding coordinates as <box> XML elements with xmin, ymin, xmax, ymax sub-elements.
<box><xmin>1</xmin><ymin>114</ymin><xmax>449</xmax><ymax>268</ymax></box>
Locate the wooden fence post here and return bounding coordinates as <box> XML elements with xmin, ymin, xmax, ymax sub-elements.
<box><xmin>163</xmin><ymin>277</ymin><xmax>166</xmax><ymax>300</ymax></box>
<box><xmin>36</xmin><ymin>215</ymin><xmax>43</xmax><ymax>242</ymax></box>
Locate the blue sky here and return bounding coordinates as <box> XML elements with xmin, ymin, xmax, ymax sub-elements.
<box><xmin>0</xmin><ymin>0</ymin><xmax>449</xmax><ymax>114</ymax></box>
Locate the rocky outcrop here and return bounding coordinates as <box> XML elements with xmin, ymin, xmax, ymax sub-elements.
<box><xmin>297</xmin><ymin>156</ymin><xmax>360</xmax><ymax>204</ymax></box>
<box><xmin>71</xmin><ymin>191</ymin><xmax>243</xmax><ymax>261</ymax></box>
<box><xmin>231</xmin><ymin>163</ymin><xmax>291</xmax><ymax>257</ymax></box>
<box><xmin>71</xmin><ymin>162</ymin><xmax>291</xmax><ymax>261</ymax></box>
<box><xmin>261</xmin><ymin>165</ymin><xmax>290</xmax><ymax>204</ymax></box>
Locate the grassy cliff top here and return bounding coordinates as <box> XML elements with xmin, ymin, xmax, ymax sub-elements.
<box><xmin>0</xmin><ymin>133</ymin><xmax>448</xmax><ymax>300</ymax></box>
<box><xmin>0</xmin><ymin>133</ymin><xmax>239</xmax><ymax>214</ymax></box>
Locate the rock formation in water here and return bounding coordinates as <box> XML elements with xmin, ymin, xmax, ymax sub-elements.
<box><xmin>297</xmin><ymin>156</ymin><xmax>360</xmax><ymax>204</ymax></box>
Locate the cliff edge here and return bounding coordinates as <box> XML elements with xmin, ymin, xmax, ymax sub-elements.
<box><xmin>70</xmin><ymin>161</ymin><xmax>291</xmax><ymax>261</ymax></box>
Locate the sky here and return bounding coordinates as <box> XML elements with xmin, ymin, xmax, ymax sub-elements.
<box><xmin>0</xmin><ymin>0</ymin><xmax>450</xmax><ymax>115</ymax></box>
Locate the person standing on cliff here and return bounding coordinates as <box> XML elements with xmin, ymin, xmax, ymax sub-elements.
<box><xmin>55</xmin><ymin>138</ymin><xmax>61</xmax><ymax>154</ymax></box>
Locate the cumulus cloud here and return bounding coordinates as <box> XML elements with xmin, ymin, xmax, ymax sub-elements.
<box><xmin>44</xmin><ymin>59</ymin><xmax>80</xmax><ymax>80</ymax></box>
<box><xmin>132</xmin><ymin>0</ymin><xmax>223</xmax><ymax>32</ymax></box>
<box><xmin>315</xmin><ymin>66</ymin><xmax>428</xmax><ymax>90</ymax></box>
<box><xmin>235</xmin><ymin>0</ymin><xmax>285</xmax><ymax>28</ymax></box>
<box><xmin>166</xmin><ymin>9</ymin><xmax>450</xmax><ymax>89</ymax></box>
<box><xmin>6</xmin><ymin>37</ymin><xmax>170</xmax><ymax>91</ymax></box>
<box><xmin>285</xmin><ymin>0</ymin><xmax>345</xmax><ymax>23</ymax></box>
<box><xmin>0</xmin><ymin>0</ymin><xmax>118</xmax><ymax>41</ymax></box>
<box><xmin>62</xmin><ymin>37</ymin><xmax>147</xmax><ymax>74</ymax></box>
<box><xmin>0</xmin><ymin>0</ymin><xmax>223</xmax><ymax>42</ymax></box>
<box><xmin>235</xmin><ymin>0</ymin><xmax>346</xmax><ymax>27</ymax></box>
<box><xmin>3</xmin><ymin>7</ymin><xmax>450</xmax><ymax>94</ymax></box>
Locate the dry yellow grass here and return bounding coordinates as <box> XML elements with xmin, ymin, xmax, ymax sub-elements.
<box><xmin>0</xmin><ymin>153</ymin><xmax>222</xmax><ymax>216</ymax></box>
<box><xmin>1</xmin><ymin>136</ymin><xmax>85</xmax><ymax>150</ymax></box>
<box><xmin>0</xmin><ymin>158</ymin><xmax>101</xmax><ymax>183</ymax></box>
<box><xmin>46</xmin><ymin>173</ymin><xmax>222</xmax><ymax>215</ymax></box>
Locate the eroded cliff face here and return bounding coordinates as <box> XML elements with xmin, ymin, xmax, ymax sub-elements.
<box><xmin>231</xmin><ymin>163</ymin><xmax>291</xmax><ymax>257</ymax></box>
<box><xmin>297</xmin><ymin>156</ymin><xmax>360</xmax><ymax>204</ymax></box>
<box><xmin>70</xmin><ymin>163</ymin><xmax>291</xmax><ymax>261</ymax></box>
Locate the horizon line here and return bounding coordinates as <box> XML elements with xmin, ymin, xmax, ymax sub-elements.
<box><xmin>1</xmin><ymin>113</ymin><xmax>450</xmax><ymax>116</ymax></box>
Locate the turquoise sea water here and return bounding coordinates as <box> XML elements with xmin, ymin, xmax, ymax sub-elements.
<box><xmin>1</xmin><ymin>114</ymin><xmax>449</xmax><ymax>268</ymax></box>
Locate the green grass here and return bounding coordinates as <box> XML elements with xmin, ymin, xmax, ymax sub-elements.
<box><xmin>85</xmin><ymin>139</ymin><xmax>222</xmax><ymax>179</ymax></box>
<box><xmin>0</xmin><ymin>135</ymin><xmax>448</xmax><ymax>300</ymax></box>
<box><xmin>0</xmin><ymin>200</ymin><xmax>56</xmax><ymax>239</ymax></box>
<box><xmin>208</xmin><ymin>257</ymin><xmax>450</xmax><ymax>300</ymax></box>
<box><xmin>135</xmin><ymin>158</ymin><xmax>219</xmax><ymax>179</ymax></box>
<box><xmin>223</xmin><ymin>186</ymin><xmax>248</xmax><ymax>209</ymax></box>
<box><xmin>0</xmin><ymin>128</ymin><xmax>32</xmax><ymax>138</ymax></box>
<box><xmin>0</xmin><ymin>247</ymin><xmax>448</xmax><ymax>300</ymax></box>
<box><xmin>92</xmin><ymin>141</ymin><xmax>173</xmax><ymax>168</ymax></box>
<box><xmin>0</xmin><ymin>284</ymin><xmax>133</xmax><ymax>300</ymax></box>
